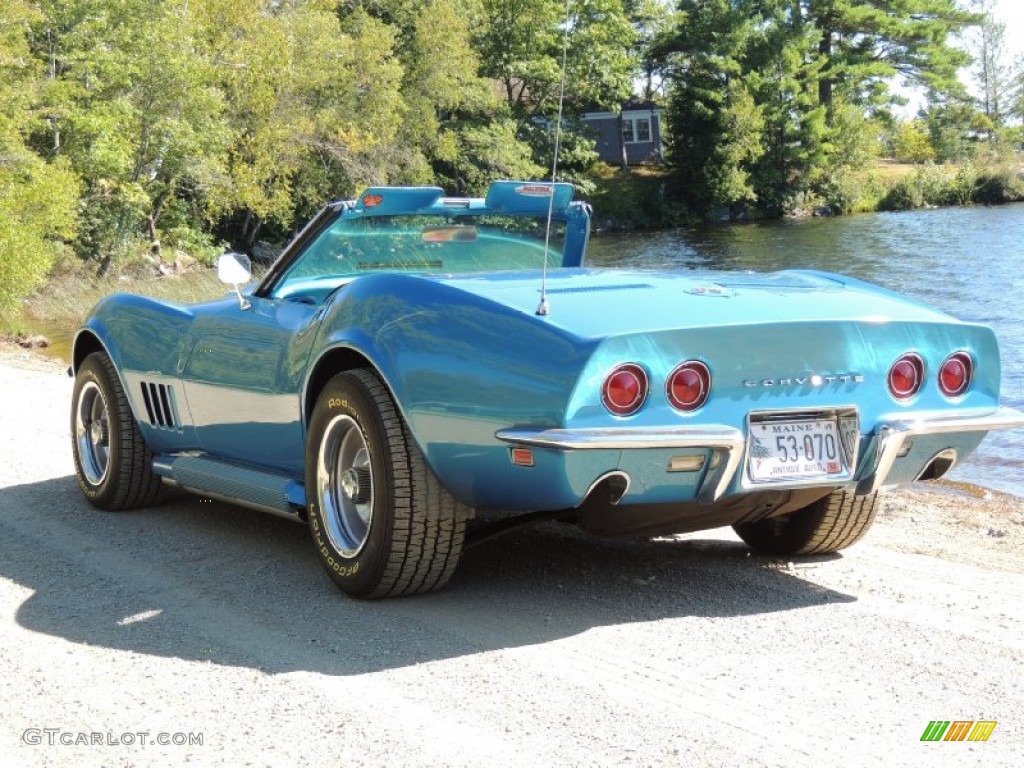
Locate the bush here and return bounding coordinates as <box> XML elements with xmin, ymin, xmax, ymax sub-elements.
<box><xmin>815</xmin><ymin>169</ymin><xmax>886</xmax><ymax>215</ymax></box>
<box><xmin>876</xmin><ymin>163</ymin><xmax>1024</xmax><ymax>211</ymax></box>
<box><xmin>0</xmin><ymin>150</ymin><xmax>80</xmax><ymax>315</ymax></box>
<box><xmin>878</xmin><ymin>164</ymin><xmax>957</xmax><ymax>211</ymax></box>
<box><xmin>973</xmin><ymin>169</ymin><xmax>1024</xmax><ymax>204</ymax></box>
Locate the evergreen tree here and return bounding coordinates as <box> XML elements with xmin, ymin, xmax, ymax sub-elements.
<box><xmin>969</xmin><ymin>0</ymin><xmax>1011</xmax><ymax>142</ymax></box>
<box><xmin>661</xmin><ymin>0</ymin><xmax>979</xmax><ymax>216</ymax></box>
<box><xmin>662</xmin><ymin>1</ymin><xmax>764</xmax><ymax>213</ymax></box>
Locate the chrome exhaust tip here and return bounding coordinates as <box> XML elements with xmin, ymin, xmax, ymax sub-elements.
<box><xmin>916</xmin><ymin>449</ymin><xmax>958</xmax><ymax>482</ymax></box>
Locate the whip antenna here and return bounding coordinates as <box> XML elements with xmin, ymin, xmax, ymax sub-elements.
<box><xmin>537</xmin><ymin>0</ymin><xmax>572</xmax><ymax>317</ymax></box>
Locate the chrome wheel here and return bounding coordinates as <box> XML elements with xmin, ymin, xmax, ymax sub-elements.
<box><xmin>75</xmin><ymin>380</ymin><xmax>110</xmax><ymax>485</ymax></box>
<box><xmin>317</xmin><ymin>414</ymin><xmax>373</xmax><ymax>557</ymax></box>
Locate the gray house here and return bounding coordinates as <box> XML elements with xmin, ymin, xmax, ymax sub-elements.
<box><xmin>581</xmin><ymin>100</ymin><xmax>665</xmax><ymax>166</ymax></box>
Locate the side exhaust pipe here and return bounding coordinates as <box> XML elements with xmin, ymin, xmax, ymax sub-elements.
<box><xmin>916</xmin><ymin>449</ymin><xmax>958</xmax><ymax>482</ymax></box>
<box><xmin>583</xmin><ymin>471</ymin><xmax>631</xmax><ymax>507</ymax></box>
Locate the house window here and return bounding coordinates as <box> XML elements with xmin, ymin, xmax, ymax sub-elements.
<box><xmin>621</xmin><ymin>117</ymin><xmax>652</xmax><ymax>144</ymax></box>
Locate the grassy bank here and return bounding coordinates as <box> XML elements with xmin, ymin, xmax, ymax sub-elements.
<box><xmin>588</xmin><ymin>158</ymin><xmax>1024</xmax><ymax>229</ymax></box>
<box><xmin>21</xmin><ymin>269</ymin><xmax>227</xmax><ymax>329</ymax></box>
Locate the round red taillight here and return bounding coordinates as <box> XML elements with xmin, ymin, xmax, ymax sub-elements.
<box><xmin>602</xmin><ymin>364</ymin><xmax>648</xmax><ymax>416</ymax></box>
<box><xmin>888</xmin><ymin>353</ymin><xmax>924</xmax><ymax>401</ymax></box>
<box><xmin>667</xmin><ymin>360</ymin><xmax>711</xmax><ymax>412</ymax></box>
<box><xmin>939</xmin><ymin>351</ymin><xmax>972</xmax><ymax>398</ymax></box>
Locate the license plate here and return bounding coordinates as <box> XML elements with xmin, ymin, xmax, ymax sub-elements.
<box><xmin>747</xmin><ymin>419</ymin><xmax>845</xmax><ymax>482</ymax></box>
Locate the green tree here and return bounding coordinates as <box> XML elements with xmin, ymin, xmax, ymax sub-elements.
<box><xmin>802</xmin><ymin>0</ymin><xmax>977</xmax><ymax>117</ymax></box>
<box><xmin>474</xmin><ymin>0</ymin><xmax>636</xmax><ymax>185</ymax></box>
<box><xmin>663</xmin><ymin>1</ymin><xmax>764</xmax><ymax>213</ymax></box>
<box><xmin>968</xmin><ymin>0</ymin><xmax>1014</xmax><ymax>148</ymax></box>
<box><xmin>0</xmin><ymin>0</ymin><xmax>79</xmax><ymax>312</ymax></box>
<box><xmin>477</xmin><ymin>0</ymin><xmax>636</xmax><ymax>118</ymax></box>
<box><xmin>432</xmin><ymin>119</ymin><xmax>544</xmax><ymax>193</ymax></box>
<box><xmin>1011</xmin><ymin>56</ymin><xmax>1024</xmax><ymax>124</ymax></box>
<box><xmin>625</xmin><ymin>0</ymin><xmax>677</xmax><ymax>102</ymax></box>
<box><xmin>32</xmin><ymin>0</ymin><xmax>228</xmax><ymax>271</ymax></box>
<box><xmin>197</xmin><ymin>1</ymin><xmax>412</xmax><ymax>247</ymax></box>
<box><xmin>920</xmin><ymin>96</ymin><xmax>987</xmax><ymax>162</ymax></box>
<box><xmin>660</xmin><ymin>0</ymin><xmax>977</xmax><ymax>217</ymax></box>
<box><xmin>894</xmin><ymin>120</ymin><xmax>936</xmax><ymax>163</ymax></box>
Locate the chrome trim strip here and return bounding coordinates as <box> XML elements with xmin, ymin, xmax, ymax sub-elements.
<box><xmin>165</xmin><ymin>481</ymin><xmax>304</xmax><ymax>522</ymax></box>
<box><xmin>495</xmin><ymin>425</ymin><xmax>744</xmax><ymax>451</ymax></box>
<box><xmin>857</xmin><ymin>406</ymin><xmax>1024</xmax><ymax>494</ymax></box>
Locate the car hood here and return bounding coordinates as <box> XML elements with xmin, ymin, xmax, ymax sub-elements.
<box><xmin>429</xmin><ymin>268</ymin><xmax>954</xmax><ymax>339</ymax></box>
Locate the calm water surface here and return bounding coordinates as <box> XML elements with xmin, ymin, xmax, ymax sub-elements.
<box><xmin>590</xmin><ymin>203</ymin><xmax>1024</xmax><ymax>497</ymax></box>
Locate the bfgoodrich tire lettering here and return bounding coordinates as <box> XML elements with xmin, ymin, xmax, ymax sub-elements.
<box><xmin>305</xmin><ymin>369</ymin><xmax>470</xmax><ymax>598</ymax></box>
<box><xmin>732</xmin><ymin>490</ymin><xmax>879</xmax><ymax>555</ymax></box>
<box><xmin>71</xmin><ymin>351</ymin><xmax>163</xmax><ymax>510</ymax></box>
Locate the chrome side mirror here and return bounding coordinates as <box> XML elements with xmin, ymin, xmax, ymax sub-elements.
<box><xmin>217</xmin><ymin>252</ymin><xmax>252</xmax><ymax>310</ymax></box>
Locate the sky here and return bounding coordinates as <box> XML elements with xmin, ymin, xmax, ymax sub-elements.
<box><xmin>989</xmin><ymin>0</ymin><xmax>1023</xmax><ymax>59</ymax></box>
<box><xmin>893</xmin><ymin>0</ymin><xmax>1023</xmax><ymax>116</ymax></box>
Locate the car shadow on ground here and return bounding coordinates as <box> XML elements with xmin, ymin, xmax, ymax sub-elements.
<box><xmin>2</xmin><ymin>476</ymin><xmax>853</xmax><ymax>677</ymax></box>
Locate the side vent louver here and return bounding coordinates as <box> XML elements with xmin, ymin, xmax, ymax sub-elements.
<box><xmin>140</xmin><ymin>382</ymin><xmax>177</xmax><ymax>429</ymax></box>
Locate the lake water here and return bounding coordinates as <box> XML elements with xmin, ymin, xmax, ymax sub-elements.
<box><xmin>590</xmin><ymin>203</ymin><xmax>1024</xmax><ymax>498</ymax></box>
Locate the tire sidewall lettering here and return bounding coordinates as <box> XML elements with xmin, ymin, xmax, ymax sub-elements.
<box><xmin>326</xmin><ymin>399</ymin><xmax>376</xmax><ymax>457</ymax></box>
<box><xmin>306</xmin><ymin>442</ymin><xmax>365</xmax><ymax>582</ymax></box>
<box><xmin>305</xmin><ymin>373</ymin><xmax>392</xmax><ymax>592</ymax></box>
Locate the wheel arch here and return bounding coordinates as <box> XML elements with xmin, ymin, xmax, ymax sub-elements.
<box><xmin>71</xmin><ymin>326</ymin><xmax>151</xmax><ymax>432</ymax></box>
<box><xmin>72</xmin><ymin>328</ymin><xmax>113</xmax><ymax>375</ymax></box>
<box><xmin>304</xmin><ymin>345</ymin><xmax>388</xmax><ymax>429</ymax></box>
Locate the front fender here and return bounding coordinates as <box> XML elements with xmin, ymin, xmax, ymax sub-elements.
<box><xmin>74</xmin><ymin>293</ymin><xmax>197</xmax><ymax>376</ymax></box>
<box><xmin>73</xmin><ymin>294</ymin><xmax>209</xmax><ymax>452</ymax></box>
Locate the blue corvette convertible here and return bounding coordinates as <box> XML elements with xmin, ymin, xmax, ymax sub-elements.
<box><xmin>71</xmin><ymin>181</ymin><xmax>1024</xmax><ymax>598</ymax></box>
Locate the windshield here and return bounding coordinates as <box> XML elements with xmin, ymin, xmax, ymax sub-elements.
<box><xmin>273</xmin><ymin>213</ymin><xmax>566</xmax><ymax>301</ymax></box>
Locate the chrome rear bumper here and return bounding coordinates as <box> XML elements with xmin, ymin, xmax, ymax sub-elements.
<box><xmin>856</xmin><ymin>406</ymin><xmax>1024</xmax><ymax>494</ymax></box>
<box><xmin>496</xmin><ymin>405</ymin><xmax>1024</xmax><ymax>504</ymax></box>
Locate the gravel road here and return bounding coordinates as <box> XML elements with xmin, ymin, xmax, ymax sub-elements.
<box><xmin>1</xmin><ymin>350</ymin><xmax>1022</xmax><ymax>767</ymax></box>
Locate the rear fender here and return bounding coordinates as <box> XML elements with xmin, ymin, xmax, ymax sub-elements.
<box><xmin>305</xmin><ymin>274</ymin><xmax>595</xmax><ymax>507</ymax></box>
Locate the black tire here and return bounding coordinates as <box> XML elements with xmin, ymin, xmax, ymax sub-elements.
<box><xmin>732</xmin><ymin>490</ymin><xmax>879</xmax><ymax>555</ymax></box>
<box><xmin>71</xmin><ymin>351</ymin><xmax>164</xmax><ymax>510</ymax></box>
<box><xmin>305</xmin><ymin>369</ymin><xmax>470</xmax><ymax>599</ymax></box>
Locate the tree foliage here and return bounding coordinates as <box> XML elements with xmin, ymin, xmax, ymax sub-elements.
<box><xmin>661</xmin><ymin>0</ymin><xmax>980</xmax><ymax>216</ymax></box>
<box><xmin>0</xmin><ymin>0</ymin><xmax>79</xmax><ymax>313</ymax></box>
<box><xmin>0</xmin><ymin>0</ymin><xmax>1019</xmax><ymax>310</ymax></box>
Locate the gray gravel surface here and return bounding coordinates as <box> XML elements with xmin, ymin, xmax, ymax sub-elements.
<box><xmin>1</xmin><ymin>352</ymin><xmax>1022</xmax><ymax>767</ymax></box>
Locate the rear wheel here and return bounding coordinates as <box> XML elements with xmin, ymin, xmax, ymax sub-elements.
<box><xmin>71</xmin><ymin>351</ymin><xmax>163</xmax><ymax>510</ymax></box>
<box><xmin>732</xmin><ymin>490</ymin><xmax>879</xmax><ymax>555</ymax></box>
<box><xmin>305</xmin><ymin>369</ymin><xmax>470</xmax><ymax>598</ymax></box>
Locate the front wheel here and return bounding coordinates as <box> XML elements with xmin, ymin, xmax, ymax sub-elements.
<box><xmin>732</xmin><ymin>490</ymin><xmax>879</xmax><ymax>555</ymax></box>
<box><xmin>71</xmin><ymin>351</ymin><xmax>163</xmax><ymax>510</ymax></box>
<box><xmin>305</xmin><ymin>369</ymin><xmax>470</xmax><ymax>598</ymax></box>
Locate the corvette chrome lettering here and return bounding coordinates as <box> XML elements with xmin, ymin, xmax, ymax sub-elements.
<box><xmin>743</xmin><ymin>373</ymin><xmax>864</xmax><ymax>388</ymax></box>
